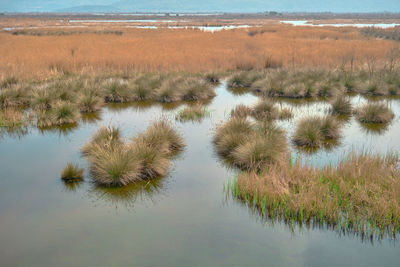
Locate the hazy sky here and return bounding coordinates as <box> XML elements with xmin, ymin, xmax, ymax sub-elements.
<box><xmin>1</xmin><ymin>0</ymin><xmax>399</xmax><ymax>12</ymax></box>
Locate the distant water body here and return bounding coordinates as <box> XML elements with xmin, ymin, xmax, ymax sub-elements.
<box><xmin>281</xmin><ymin>20</ymin><xmax>400</xmax><ymax>28</ymax></box>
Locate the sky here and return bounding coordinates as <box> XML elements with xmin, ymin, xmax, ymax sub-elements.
<box><xmin>0</xmin><ymin>0</ymin><xmax>399</xmax><ymax>13</ymax></box>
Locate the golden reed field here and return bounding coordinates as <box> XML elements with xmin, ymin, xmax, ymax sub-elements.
<box><xmin>0</xmin><ymin>19</ymin><xmax>399</xmax><ymax>77</ymax></box>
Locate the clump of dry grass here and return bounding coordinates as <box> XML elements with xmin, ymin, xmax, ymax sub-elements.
<box><xmin>81</xmin><ymin>125</ymin><xmax>123</xmax><ymax>156</ymax></box>
<box><xmin>31</xmin><ymin>88</ymin><xmax>53</xmax><ymax>110</ymax></box>
<box><xmin>180</xmin><ymin>78</ymin><xmax>216</xmax><ymax>101</ymax></box>
<box><xmin>214</xmin><ymin>117</ymin><xmax>255</xmax><ymax>158</ymax></box>
<box><xmin>131</xmin><ymin>137</ymin><xmax>170</xmax><ymax>179</ymax></box>
<box><xmin>214</xmin><ymin>116</ymin><xmax>288</xmax><ymax>171</ymax></box>
<box><xmin>37</xmin><ymin>101</ymin><xmax>80</xmax><ymax>127</ymax></box>
<box><xmin>250</xmin><ymin>99</ymin><xmax>279</xmax><ymax>120</ymax></box>
<box><xmin>230</xmin><ymin>104</ymin><xmax>252</xmax><ymax>118</ymax></box>
<box><xmin>78</xmin><ymin>89</ymin><xmax>104</xmax><ymax>113</ymax></box>
<box><xmin>227</xmin><ymin>152</ymin><xmax>400</xmax><ymax>239</ymax></box>
<box><xmin>88</xmin><ymin>142</ymin><xmax>142</xmax><ymax>186</ymax></box>
<box><xmin>136</xmin><ymin>120</ymin><xmax>186</xmax><ymax>156</ymax></box>
<box><xmin>292</xmin><ymin>115</ymin><xmax>341</xmax><ymax>148</ymax></box>
<box><xmin>204</xmin><ymin>72</ymin><xmax>220</xmax><ymax>83</ymax></box>
<box><xmin>228</xmin><ymin>71</ymin><xmax>264</xmax><ymax>88</ymax></box>
<box><xmin>0</xmin><ymin>85</ymin><xmax>30</xmax><ymax>109</ymax></box>
<box><xmin>355</xmin><ymin>102</ymin><xmax>395</xmax><ymax>124</ymax></box>
<box><xmin>231</xmin><ymin>125</ymin><xmax>288</xmax><ymax>171</ymax></box>
<box><xmin>82</xmin><ymin>120</ymin><xmax>185</xmax><ymax>187</ymax></box>
<box><xmin>36</xmin><ymin>101</ymin><xmax>80</xmax><ymax>127</ymax></box>
<box><xmin>0</xmin><ymin>76</ymin><xmax>19</xmax><ymax>89</ymax></box>
<box><xmin>103</xmin><ymin>79</ymin><xmax>131</xmax><ymax>103</ymax></box>
<box><xmin>61</xmin><ymin>162</ymin><xmax>84</xmax><ymax>182</ymax></box>
<box><xmin>155</xmin><ymin>77</ymin><xmax>184</xmax><ymax>103</ymax></box>
<box><xmin>0</xmin><ymin>108</ymin><xmax>30</xmax><ymax>127</ymax></box>
<box><xmin>330</xmin><ymin>94</ymin><xmax>352</xmax><ymax>115</ymax></box>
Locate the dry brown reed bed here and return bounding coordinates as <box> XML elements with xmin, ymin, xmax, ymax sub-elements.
<box><xmin>0</xmin><ymin>24</ymin><xmax>399</xmax><ymax>77</ymax></box>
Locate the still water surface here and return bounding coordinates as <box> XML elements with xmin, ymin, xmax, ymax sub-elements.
<box><xmin>0</xmin><ymin>82</ymin><xmax>399</xmax><ymax>266</ymax></box>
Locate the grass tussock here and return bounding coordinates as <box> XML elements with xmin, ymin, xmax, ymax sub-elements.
<box><xmin>355</xmin><ymin>102</ymin><xmax>395</xmax><ymax>124</ymax></box>
<box><xmin>228</xmin><ymin>71</ymin><xmax>264</xmax><ymax>88</ymax></box>
<box><xmin>330</xmin><ymin>94</ymin><xmax>352</xmax><ymax>115</ymax></box>
<box><xmin>81</xmin><ymin>125</ymin><xmax>123</xmax><ymax>156</ymax></box>
<box><xmin>61</xmin><ymin>162</ymin><xmax>84</xmax><ymax>182</ymax></box>
<box><xmin>82</xmin><ymin>120</ymin><xmax>185</xmax><ymax>187</ymax></box>
<box><xmin>36</xmin><ymin>102</ymin><xmax>80</xmax><ymax>127</ymax></box>
<box><xmin>78</xmin><ymin>89</ymin><xmax>104</xmax><ymax>113</ymax></box>
<box><xmin>250</xmin><ymin>99</ymin><xmax>280</xmax><ymax>121</ymax></box>
<box><xmin>213</xmin><ymin>117</ymin><xmax>288</xmax><ymax>171</ymax></box>
<box><xmin>228</xmin><ymin>152</ymin><xmax>400</xmax><ymax>239</ymax></box>
<box><xmin>292</xmin><ymin>116</ymin><xmax>341</xmax><ymax>148</ymax></box>
<box><xmin>230</xmin><ymin>104</ymin><xmax>252</xmax><ymax>118</ymax></box>
<box><xmin>0</xmin><ymin>72</ymin><xmax>218</xmax><ymax>128</ymax></box>
<box><xmin>0</xmin><ymin>108</ymin><xmax>30</xmax><ymax>127</ymax></box>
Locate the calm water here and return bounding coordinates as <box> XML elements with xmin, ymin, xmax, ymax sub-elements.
<box><xmin>0</xmin><ymin>82</ymin><xmax>400</xmax><ymax>266</ymax></box>
<box><xmin>281</xmin><ymin>20</ymin><xmax>400</xmax><ymax>28</ymax></box>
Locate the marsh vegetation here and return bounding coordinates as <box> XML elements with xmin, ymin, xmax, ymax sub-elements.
<box><xmin>81</xmin><ymin>120</ymin><xmax>185</xmax><ymax>187</ymax></box>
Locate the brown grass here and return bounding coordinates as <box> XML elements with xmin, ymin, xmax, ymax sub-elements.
<box><xmin>0</xmin><ymin>24</ymin><xmax>399</xmax><ymax>77</ymax></box>
<box><xmin>228</xmin><ymin>152</ymin><xmax>400</xmax><ymax>239</ymax></box>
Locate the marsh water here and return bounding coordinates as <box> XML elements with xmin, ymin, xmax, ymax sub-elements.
<box><xmin>1</xmin><ymin>82</ymin><xmax>400</xmax><ymax>266</ymax></box>
<box><xmin>280</xmin><ymin>20</ymin><xmax>400</xmax><ymax>28</ymax></box>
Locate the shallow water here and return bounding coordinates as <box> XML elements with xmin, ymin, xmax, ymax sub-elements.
<box><xmin>0</xmin><ymin>82</ymin><xmax>400</xmax><ymax>266</ymax></box>
<box><xmin>281</xmin><ymin>20</ymin><xmax>400</xmax><ymax>28</ymax></box>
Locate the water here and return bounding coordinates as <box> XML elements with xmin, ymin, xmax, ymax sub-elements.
<box><xmin>281</xmin><ymin>20</ymin><xmax>400</xmax><ymax>28</ymax></box>
<box><xmin>0</xmin><ymin>82</ymin><xmax>400</xmax><ymax>266</ymax></box>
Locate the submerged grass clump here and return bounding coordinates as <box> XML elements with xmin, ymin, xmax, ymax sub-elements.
<box><xmin>227</xmin><ymin>152</ymin><xmax>400</xmax><ymax>239</ymax></box>
<box><xmin>82</xmin><ymin>120</ymin><xmax>185</xmax><ymax>187</ymax></box>
<box><xmin>61</xmin><ymin>162</ymin><xmax>84</xmax><ymax>182</ymax></box>
<box><xmin>355</xmin><ymin>102</ymin><xmax>395</xmax><ymax>124</ymax></box>
<box><xmin>292</xmin><ymin>115</ymin><xmax>341</xmax><ymax>148</ymax></box>
<box><xmin>175</xmin><ymin>103</ymin><xmax>210</xmax><ymax>122</ymax></box>
<box><xmin>330</xmin><ymin>94</ymin><xmax>352</xmax><ymax>115</ymax></box>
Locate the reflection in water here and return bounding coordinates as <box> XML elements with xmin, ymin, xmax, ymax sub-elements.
<box><xmin>62</xmin><ymin>179</ymin><xmax>84</xmax><ymax>193</ymax></box>
<box><xmin>81</xmin><ymin>112</ymin><xmax>102</xmax><ymax>124</ymax></box>
<box><xmin>87</xmin><ymin>178</ymin><xmax>166</xmax><ymax>209</ymax></box>
<box><xmin>226</xmin><ymin>86</ymin><xmax>251</xmax><ymax>96</ymax></box>
<box><xmin>225</xmin><ymin>189</ymin><xmax>396</xmax><ymax>245</ymax></box>
<box><xmin>293</xmin><ymin>138</ymin><xmax>341</xmax><ymax>155</ymax></box>
<box><xmin>358</xmin><ymin>121</ymin><xmax>392</xmax><ymax>135</ymax></box>
<box><xmin>38</xmin><ymin>123</ymin><xmax>79</xmax><ymax>137</ymax></box>
<box><xmin>0</xmin><ymin>125</ymin><xmax>29</xmax><ymax>140</ymax></box>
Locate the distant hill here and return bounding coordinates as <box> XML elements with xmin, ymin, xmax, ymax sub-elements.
<box><xmin>1</xmin><ymin>0</ymin><xmax>399</xmax><ymax>13</ymax></box>
<box><xmin>58</xmin><ymin>5</ymin><xmax>120</xmax><ymax>13</ymax></box>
